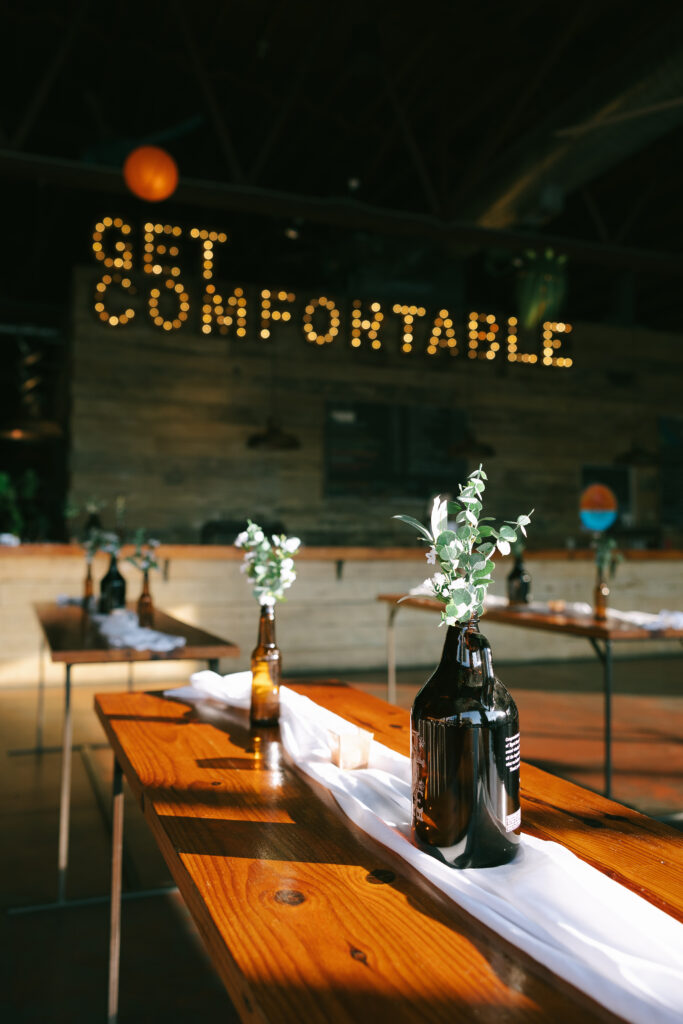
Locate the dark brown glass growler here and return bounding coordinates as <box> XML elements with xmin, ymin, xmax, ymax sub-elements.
<box><xmin>411</xmin><ymin>616</ymin><xmax>521</xmax><ymax>868</ymax></box>
<box><xmin>507</xmin><ymin>555</ymin><xmax>531</xmax><ymax>605</ymax></box>
<box><xmin>99</xmin><ymin>554</ymin><xmax>126</xmax><ymax>613</ymax></box>
<box><xmin>250</xmin><ymin>604</ymin><xmax>281</xmax><ymax>726</ymax></box>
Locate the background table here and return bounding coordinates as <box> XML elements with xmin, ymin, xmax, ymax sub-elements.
<box><xmin>33</xmin><ymin>601</ymin><xmax>239</xmax><ymax>905</ymax></box>
<box><xmin>377</xmin><ymin>593</ymin><xmax>683</xmax><ymax>797</ymax></box>
<box><xmin>96</xmin><ymin>681</ymin><xmax>683</xmax><ymax>1024</ymax></box>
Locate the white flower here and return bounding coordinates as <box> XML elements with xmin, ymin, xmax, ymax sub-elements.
<box><xmin>281</xmin><ymin>557</ymin><xmax>294</xmax><ymax>571</ymax></box>
<box><xmin>284</xmin><ymin>537</ymin><xmax>301</xmax><ymax>553</ymax></box>
<box><xmin>234</xmin><ymin>530</ymin><xmax>248</xmax><ymax>547</ymax></box>
<box><xmin>426</xmin><ymin>546</ymin><xmax>436</xmax><ymax>565</ymax></box>
<box><xmin>430</xmin><ymin>495</ymin><xmax>448</xmax><ymax>542</ymax></box>
<box><xmin>252</xmin><ymin>529</ymin><xmax>264</xmax><ymax>543</ymax></box>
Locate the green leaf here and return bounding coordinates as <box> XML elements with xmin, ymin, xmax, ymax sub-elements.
<box><xmin>392</xmin><ymin>514</ymin><xmax>432</xmax><ymax>542</ymax></box>
<box><xmin>435</xmin><ymin>530</ymin><xmax>457</xmax><ymax>548</ymax></box>
<box><xmin>476</xmin><ymin>542</ymin><xmax>495</xmax><ymax>557</ymax></box>
<box><xmin>499</xmin><ymin>524</ymin><xmax>517</xmax><ymax>541</ymax></box>
<box><xmin>445</xmin><ymin>602</ymin><xmax>458</xmax><ymax>618</ymax></box>
<box><xmin>477</xmin><ymin>525</ymin><xmax>494</xmax><ymax>538</ymax></box>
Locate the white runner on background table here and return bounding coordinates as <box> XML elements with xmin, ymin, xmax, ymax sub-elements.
<box><xmin>91</xmin><ymin>609</ymin><xmax>186</xmax><ymax>652</ymax></box>
<box><xmin>164</xmin><ymin>670</ymin><xmax>683</xmax><ymax>1024</ymax></box>
<box><xmin>484</xmin><ymin>593</ymin><xmax>683</xmax><ymax>629</ymax></box>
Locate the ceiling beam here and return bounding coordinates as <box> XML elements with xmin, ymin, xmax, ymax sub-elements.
<box><xmin>11</xmin><ymin>0</ymin><xmax>89</xmax><ymax>150</ymax></box>
<box><xmin>173</xmin><ymin>0</ymin><xmax>244</xmax><ymax>182</ymax></box>
<box><xmin>2</xmin><ymin>148</ymin><xmax>683</xmax><ymax>277</ymax></box>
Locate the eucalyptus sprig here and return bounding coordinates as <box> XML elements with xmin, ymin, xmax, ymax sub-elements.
<box><xmin>594</xmin><ymin>535</ymin><xmax>622</xmax><ymax>579</ymax></box>
<box><xmin>82</xmin><ymin>528</ymin><xmax>119</xmax><ymax>563</ymax></box>
<box><xmin>235</xmin><ymin>520</ymin><xmax>301</xmax><ymax>606</ymax></box>
<box><xmin>394</xmin><ymin>465</ymin><xmax>533</xmax><ymax>626</ymax></box>
<box><xmin>126</xmin><ymin>529</ymin><xmax>160</xmax><ymax>573</ymax></box>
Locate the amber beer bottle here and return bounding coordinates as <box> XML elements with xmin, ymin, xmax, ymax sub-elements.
<box><xmin>411</xmin><ymin>615</ymin><xmax>521</xmax><ymax>868</ymax></box>
<box><xmin>250</xmin><ymin>603</ymin><xmax>281</xmax><ymax>726</ymax></box>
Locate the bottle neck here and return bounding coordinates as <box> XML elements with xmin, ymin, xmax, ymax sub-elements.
<box><xmin>438</xmin><ymin>616</ymin><xmax>494</xmax><ymax>680</ymax></box>
<box><xmin>257</xmin><ymin>603</ymin><xmax>277</xmax><ymax>647</ymax></box>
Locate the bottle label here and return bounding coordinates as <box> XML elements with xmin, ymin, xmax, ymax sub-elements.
<box><xmin>505</xmin><ymin>808</ymin><xmax>521</xmax><ymax>832</ymax></box>
<box><xmin>504</xmin><ymin>732</ymin><xmax>520</xmax><ymax>773</ymax></box>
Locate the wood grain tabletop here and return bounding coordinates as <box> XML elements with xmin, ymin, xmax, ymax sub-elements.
<box><xmin>34</xmin><ymin>602</ymin><xmax>239</xmax><ymax>663</ymax></box>
<box><xmin>377</xmin><ymin>593</ymin><xmax>683</xmax><ymax>641</ymax></box>
<box><xmin>94</xmin><ymin>681</ymin><xmax>683</xmax><ymax>1024</ymax></box>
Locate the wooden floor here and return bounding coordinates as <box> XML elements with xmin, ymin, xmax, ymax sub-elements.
<box><xmin>2</xmin><ymin>655</ymin><xmax>682</xmax><ymax>1022</ymax></box>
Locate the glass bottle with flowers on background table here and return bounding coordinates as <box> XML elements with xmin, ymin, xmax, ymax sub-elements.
<box><xmin>395</xmin><ymin>466</ymin><xmax>533</xmax><ymax>868</ymax></box>
<box><xmin>593</xmin><ymin>535</ymin><xmax>622</xmax><ymax>622</ymax></box>
<box><xmin>126</xmin><ymin>531</ymin><xmax>160</xmax><ymax>627</ymax></box>
<box><xmin>81</xmin><ymin>528</ymin><xmax>102</xmax><ymax>609</ymax></box>
<box><xmin>235</xmin><ymin>522</ymin><xmax>301</xmax><ymax>726</ymax></box>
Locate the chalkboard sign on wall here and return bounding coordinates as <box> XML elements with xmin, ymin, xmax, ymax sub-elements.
<box><xmin>324</xmin><ymin>402</ymin><xmax>468</xmax><ymax>499</ymax></box>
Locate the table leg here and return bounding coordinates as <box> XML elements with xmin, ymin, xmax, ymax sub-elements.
<box><xmin>57</xmin><ymin>663</ymin><xmax>73</xmax><ymax>903</ymax></box>
<box><xmin>604</xmin><ymin>639</ymin><xmax>613</xmax><ymax>799</ymax></box>
<box><xmin>207</xmin><ymin>658</ymin><xmax>219</xmax><ymax>673</ymax></box>
<box><xmin>588</xmin><ymin>638</ymin><xmax>613</xmax><ymax>800</ymax></box>
<box><xmin>36</xmin><ymin>635</ymin><xmax>46</xmax><ymax>752</ymax></box>
<box><xmin>387</xmin><ymin>605</ymin><xmax>398</xmax><ymax>705</ymax></box>
<box><xmin>108</xmin><ymin>758</ymin><xmax>124</xmax><ymax>1024</ymax></box>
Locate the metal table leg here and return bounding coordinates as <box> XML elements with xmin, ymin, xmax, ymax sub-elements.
<box><xmin>386</xmin><ymin>605</ymin><xmax>399</xmax><ymax>705</ymax></box>
<box><xmin>108</xmin><ymin>758</ymin><xmax>124</xmax><ymax>1024</ymax></box>
<box><xmin>207</xmin><ymin>657</ymin><xmax>219</xmax><ymax>673</ymax></box>
<box><xmin>57</xmin><ymin>663</ymin><xmax>73</xmax><ymax>903</ymax></box>
<box><xmin>36</xmin><ymin>635</ymin><xmax>46</xmax><ymax>751</ymax></box>
<box><xmin>588</xmin><ymin>638</ymin><xmax>613</xmax><ymax>799</ymax></box>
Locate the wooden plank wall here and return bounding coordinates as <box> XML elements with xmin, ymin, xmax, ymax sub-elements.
<box><xmin>69</xmin><ymin>268</ymin><xmax>682</xmax><ymax>546</ymax></box>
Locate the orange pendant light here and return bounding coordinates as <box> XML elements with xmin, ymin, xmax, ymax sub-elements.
<box><xmin>123</xmin><ymin>145</ymin><xmax>179</xmax><ymax>202</ymax></box>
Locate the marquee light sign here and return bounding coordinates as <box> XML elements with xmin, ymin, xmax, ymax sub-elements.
<box><xmin>91</xmin><ymin>217</ymin><xmax>574</xmax><ymax>368</ymax></box>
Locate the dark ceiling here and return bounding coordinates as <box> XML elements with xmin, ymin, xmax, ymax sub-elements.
<box><xmin>2</xmin><ymin>0</ymin><xmax>683</xmax><ymax>329</ymax></box>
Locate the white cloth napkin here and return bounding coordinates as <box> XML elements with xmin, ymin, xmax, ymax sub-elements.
<box><xmin>91</xmin><ymin>609</ymin><xmax>187</xmax><ymax>652</ymax></box>
<box><xmin>164</xmin><ymin>671</ymin><xmax>683</xmax><ymax>1024</ymax></box>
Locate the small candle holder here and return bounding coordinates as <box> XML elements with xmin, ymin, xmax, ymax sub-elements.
<box><xmin>327</xmin><ymin>725</ymin><xmax>374</xmax><ymax>770</ymax></box>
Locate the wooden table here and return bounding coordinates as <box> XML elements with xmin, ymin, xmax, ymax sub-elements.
<box><xmin>95</xmin><ymin>681</ymin><xmax>683</xmax><ymax>1024</ymax></box>
<box><xmin>32</xmin><ymin>601</ymin><xmax>239</xmax><ymax>905</ymax></box>
<box><xmin>377</xmin><ymin>593</ymin><xmax>683</xmax><ymax>798</ymax></box>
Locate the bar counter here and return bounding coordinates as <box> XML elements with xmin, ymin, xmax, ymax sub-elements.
<box><xmin>1</xmin><ymin>544</ymin><xmax>681</xmax><ymax>688</ymax></box>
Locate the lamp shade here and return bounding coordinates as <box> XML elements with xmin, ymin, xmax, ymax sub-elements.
<box><xmin>123</xmin><ymin>146</ymin><xmax>178</xmax><ymax>202</ymax></box>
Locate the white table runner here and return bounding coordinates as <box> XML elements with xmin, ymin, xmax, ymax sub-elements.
<box><xmin>165</xmin><ymin>671</ymin><xmax>683</xmax><ymax>1024</ymax></box>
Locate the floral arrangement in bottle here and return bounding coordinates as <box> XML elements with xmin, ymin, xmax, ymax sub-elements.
<box><xmin>396</xmin><ymin>466</ymin><xmax>533</xmax><ymax>869</ymax></box>
<box><xmin>594</xmin><ymin>535</ymin><xmax>622</xmax><ymax>578</ymax></box>
<box><xmin>126</xmin><ymin>530</ymin><xmax>160</xmax><ymax>626</ymax></box>
<box><xmin>126</xmin><ymin>530</ymin><xmax>160</xmax><ymax>573</ymax></box>
<box><xmin>235</xmin><ymin>520</ymin><xmax>301</xmax><ymax>726</ymax></box>
<box><xmin>593</xmin><ymin>534</ymin><xmax>622</xmax><ymax>622</ymax></box>
<box><xmin>235</xmin><ymin>521</ymin><xmax>301</xmax><ymax>606</ymax></box>
<box><xmin>394</xmin><ymin>465</ymin><xmax>533</xmax><ymax>625</ymax></box>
